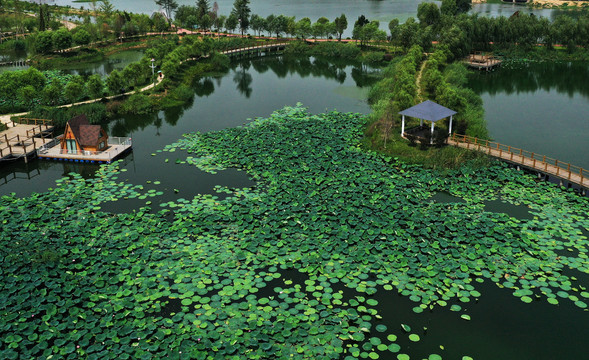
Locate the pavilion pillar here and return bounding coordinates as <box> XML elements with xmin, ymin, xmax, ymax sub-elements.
<box><xmin>401</xmin><ymin>115</ymin><xmax>405</xmax><ymax>136</ymax></box>
<box><xmin>448</xmin><ymin>115</ymin><xmax>453</xmax><ymax>135</ymax></box>
<box><xmin>430</xmin><ymin>122</ymin><xmax>435</xmax><ymax>144</ymax></box>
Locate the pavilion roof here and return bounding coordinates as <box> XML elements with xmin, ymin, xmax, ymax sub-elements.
<box><xmin>399</xmin><ymin>100</ymin><xmax>457</xmax><ymax>122</ymax></box>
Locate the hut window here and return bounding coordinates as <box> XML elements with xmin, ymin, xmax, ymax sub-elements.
<box><xmin>99</xmin><ymin>141</ymin><xmax>105</xmax><ymax>150</ymax></box>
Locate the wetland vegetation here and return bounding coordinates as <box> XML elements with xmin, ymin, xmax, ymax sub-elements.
<box><xmin>1</xmin><ymin>0</ymin><xmax>589</xmax><ymax>359</ymax></box>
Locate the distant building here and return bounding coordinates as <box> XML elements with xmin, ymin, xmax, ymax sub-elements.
<box><xmin>60</xmin><ymin>115</ymin><xmax>108</xmax><ymax>154</ymax></box>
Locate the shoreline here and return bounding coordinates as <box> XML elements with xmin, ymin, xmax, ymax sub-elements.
<box><xmin>474</xmin><ymin>0</ymin><xmax>589</xmax><ymax>7</ymax></box>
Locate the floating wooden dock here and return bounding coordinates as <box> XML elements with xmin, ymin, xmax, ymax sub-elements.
<box><xmin>466</xmin><ymin>52</ymin><xmax>502</xmax><ymax>71</ymax></box>
<box><xmin>0</xmin><ymin>118</ymin><xmax>55</xmax><ymax>163</ymax></box>
<box><xmin>37</xmin><ymin>136</ymin><xmax>132</xmax><ymax>164</ymax></box>
<box><xmin>449</xmin><ymin>133</ymin><xmax>588</xmax><ymax>191</ymax></box>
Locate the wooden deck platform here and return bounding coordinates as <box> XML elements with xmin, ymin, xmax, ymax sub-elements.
<box><xmin>37</xmin><ymin>136</ymin><xmax>133</xmax><ymax>164</ymax></box>
<box><xmin>466</xmin><ymin>53</ymin><xmax>502</xmax><ymax>71</ymax></box>
<box><xmin>448</xmin><ymin>134</ymin><xmax>588</xmax><ymax>190</ymax></box>
<box><xmin>0</xmin><ymin>119</ymin><xmax>55</xmax><ymax>162</ymax></box>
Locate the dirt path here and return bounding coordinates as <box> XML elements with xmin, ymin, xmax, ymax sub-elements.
<box><xmin>415</xmin><ymin>59</ymin><xmax>428</xmax><ymax>103</ymax></box>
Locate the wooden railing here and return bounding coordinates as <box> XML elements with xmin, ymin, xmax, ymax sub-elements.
<box><xmin>14</xmin><ymin>118</ymin><xmax>53</xmax><ymax>127</ymax></box>
<box><xmin>221</xmin><ymin>42</ymin><xmax>288</xmax><ymax>54</ymax></box>
<box><xmin>450</xmin><ymin>133</ymin><xmax>587</xmax><ymax>186</ymax></box>
<box><xmin>1</xmin><ymin>131</ymin><xmax>54</xmax><ymax>160</ymax></box>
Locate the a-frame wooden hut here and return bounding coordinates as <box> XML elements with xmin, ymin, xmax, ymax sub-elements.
<box><xmin>60</xmin><ymin>115</ymin><xmax>108</xmax><ymax>154</ymax></box>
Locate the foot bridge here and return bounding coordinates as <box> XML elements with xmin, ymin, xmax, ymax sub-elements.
<box><xmin>448</xmin><ymin>133</ymin><xmax>588</xmax><ymax>191</ymax></box>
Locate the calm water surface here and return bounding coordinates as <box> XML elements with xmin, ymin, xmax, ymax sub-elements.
<box><xmin>468</xmin><ymin>61</ymin><xmax>589</xmax><ymax>170</ymax></box>
<box><xmin>0</xmin><ymin>55</ymin><xmax>375</xmax><ymax>198</ymax></box>
<box><xmin>47</xmin><ymin>0</ymin><xmax>560</xmax><ymax>36</ymax></box>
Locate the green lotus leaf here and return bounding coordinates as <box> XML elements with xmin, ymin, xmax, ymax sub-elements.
<box><xmin>409</xmin><ymin>334</ymin><xmax>420</xmax><ymax>342</ymax></box>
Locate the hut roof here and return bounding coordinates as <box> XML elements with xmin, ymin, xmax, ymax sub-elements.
<box><xmin>67</xmin><ymin>115</ymin><xmax>105</xmax><ymax>147</ymax></box>
<box><xmin>399</xmin><ymin>100</ymin><xmax>457</xmax><ymax>122</ymax></box>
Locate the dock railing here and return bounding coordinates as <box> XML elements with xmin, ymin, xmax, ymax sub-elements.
<box><xmin>38</xmin><ymin>136</ymin><xmax>132</xmax><ymax>161</ymax></box>
<box><xmin>450</xmin><ymin>133</ymin><xmax>586</xmax><ymax>184</ymax></box>
<box><xmin>13</xmin><ymin>118</ymin><xmax>53</xmax><ymax>129</ymax></box>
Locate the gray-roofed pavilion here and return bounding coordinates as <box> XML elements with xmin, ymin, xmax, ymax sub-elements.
<box><xmin>399</xmin><ymin>100</ymin><xmax>457</xmax><ymax>141</ymax></box>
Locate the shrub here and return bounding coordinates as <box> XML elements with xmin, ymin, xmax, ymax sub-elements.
<box><xmin>362</xmin><ymin>51</ymin><xmax>385</xmax><ymax>64</ymax></box>
<box><xmin>119</xmin><ymin>93</ymin><xmax>154</xmax><ymax>115</ymax></box>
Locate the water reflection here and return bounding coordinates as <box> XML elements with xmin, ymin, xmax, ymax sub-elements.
<box><xmin>469</xmin><ymin>61</ymin><xmax>589</xmax><ymax>99</ymax></box>
<box><xmin>469</xmin><ymin>60</ymin><xmax>589</xmax><ymax>170</ymax></box>
<box><xmin>60</xmin><ymin>49</ymin><xmax>145</xmax><ymax>77</ymax></box>
<box><xmin>233</xmin><ymin>63</ymin><xmax>253</xmax><ymax>98</ymax></box>
<box><xmin>1</xmin><ymin>54</ymin><xmax>374</xmax><ymax>197</ymax></box>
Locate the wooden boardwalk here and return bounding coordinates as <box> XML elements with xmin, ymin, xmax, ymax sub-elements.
<box><xmin>449</xmin><ymin>134</ymin><xmax>588</xmax><ymax>189</ymax></box>
<box><xmin>221</xmin><ymin>42</ymin><xmax>287</xmax><ymax>58</ymax></box>
<box><xmin>0</xmin><ymin>118</ymin><xmax>55</xmax><ymax>162</ymax></box>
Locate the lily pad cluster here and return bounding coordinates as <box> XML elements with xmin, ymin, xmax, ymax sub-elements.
<box><xmin>1</xmin><ymin>104</ymin><xmax>588</xmax><ymax>359</ymax></box>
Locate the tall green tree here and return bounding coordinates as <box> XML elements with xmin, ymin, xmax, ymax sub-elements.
<box><xmin>334</xmin><ymin>14</ymin><xmax>348</xmax><ymax>41</ymax></box>
<box><xmin>73</xmin><ymin>28</ymin><xmax>91</xmax><ymax>45</ymax></box>
<box><xmin>175</xmin><ymin>5</ymin><xmax>198</xmax><ymax>28</ymax></box>
<box><xmin>231</xmin><ymin>0</ymin><xmax>251</xmax><ymax>36</ymax></box>
<box><xmin>106</xmin><ymin>69</ymin><xmax>125</xmax><ymax>94</ymax></box>
<box><xmin>155</xmin><ymin>0</ymin><xmax>178</xmax><ymax>23</ymax></box>
<box><xmin>225</xmin><ymin>13</ymin><xmax>238</xmax><ymax>33</ymax></box>
<box><xmin>388</xmin><ymin>18</ymin><xmax>399</xmax><ymax>41</ymax></box>
<box><xmin>441</xmin><ymin>0</ymin><xmax>457</xmax><ymax>16</ymax></box>
<box><xmin>250</xmin><ymin>14</ymin><xmax>266</xmax><ymax>37</ymax></box>
<box><xmin>296</xmin><ymin>17</ymin><xmax>312</xmax><ymax>40</ymax></box>
<box><xmin>86</xmin><ymin>74</ymin><xmax>105</xmax><ymax>99</ymax></box>
<box><xmin>35</xmin><ymin>31</ymin><xmax>53</xmax><ymax>54</ymax></box>
<box><xmin>417</xmin><ymin>2</ymin><xmax>440</xmax><ymax>27</ymax></box>
<box><xmin>456</xmin><ymin>0</ymin><xmax>472</xmax><ymax>14</ymax></box>
<box><xmin>196</xmin><ymin>0</ymin><xmax>209</xmax><ymax>24</ymax></box>
<box><xmin>100</xmin><ymin>0</ymin><xmax>115</xmax><ymax>19</ymax></box>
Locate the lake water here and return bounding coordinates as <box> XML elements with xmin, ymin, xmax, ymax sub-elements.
<box><xmin>0</xmin><ymin>49</ymin><xmax>144</xmax><ymax>76</ymax></box>
<box><xmin>61</xmin><ymin>49</ymin><xmax>145</xmax><ymax>77</ymax></box>
<box><xmin>0</xmin><ymin>55</ymin><xmax>375</xmax><ymax>198</ymax></box>
<box><xmin>45</xmin><ymin>0</ymin><xmax>560</xmax><ymax>37</ymax></box>
<box><xmin>468</xmin><ymin>60</ymin><xmax>589</xmax><ymax>171</ymax></box>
